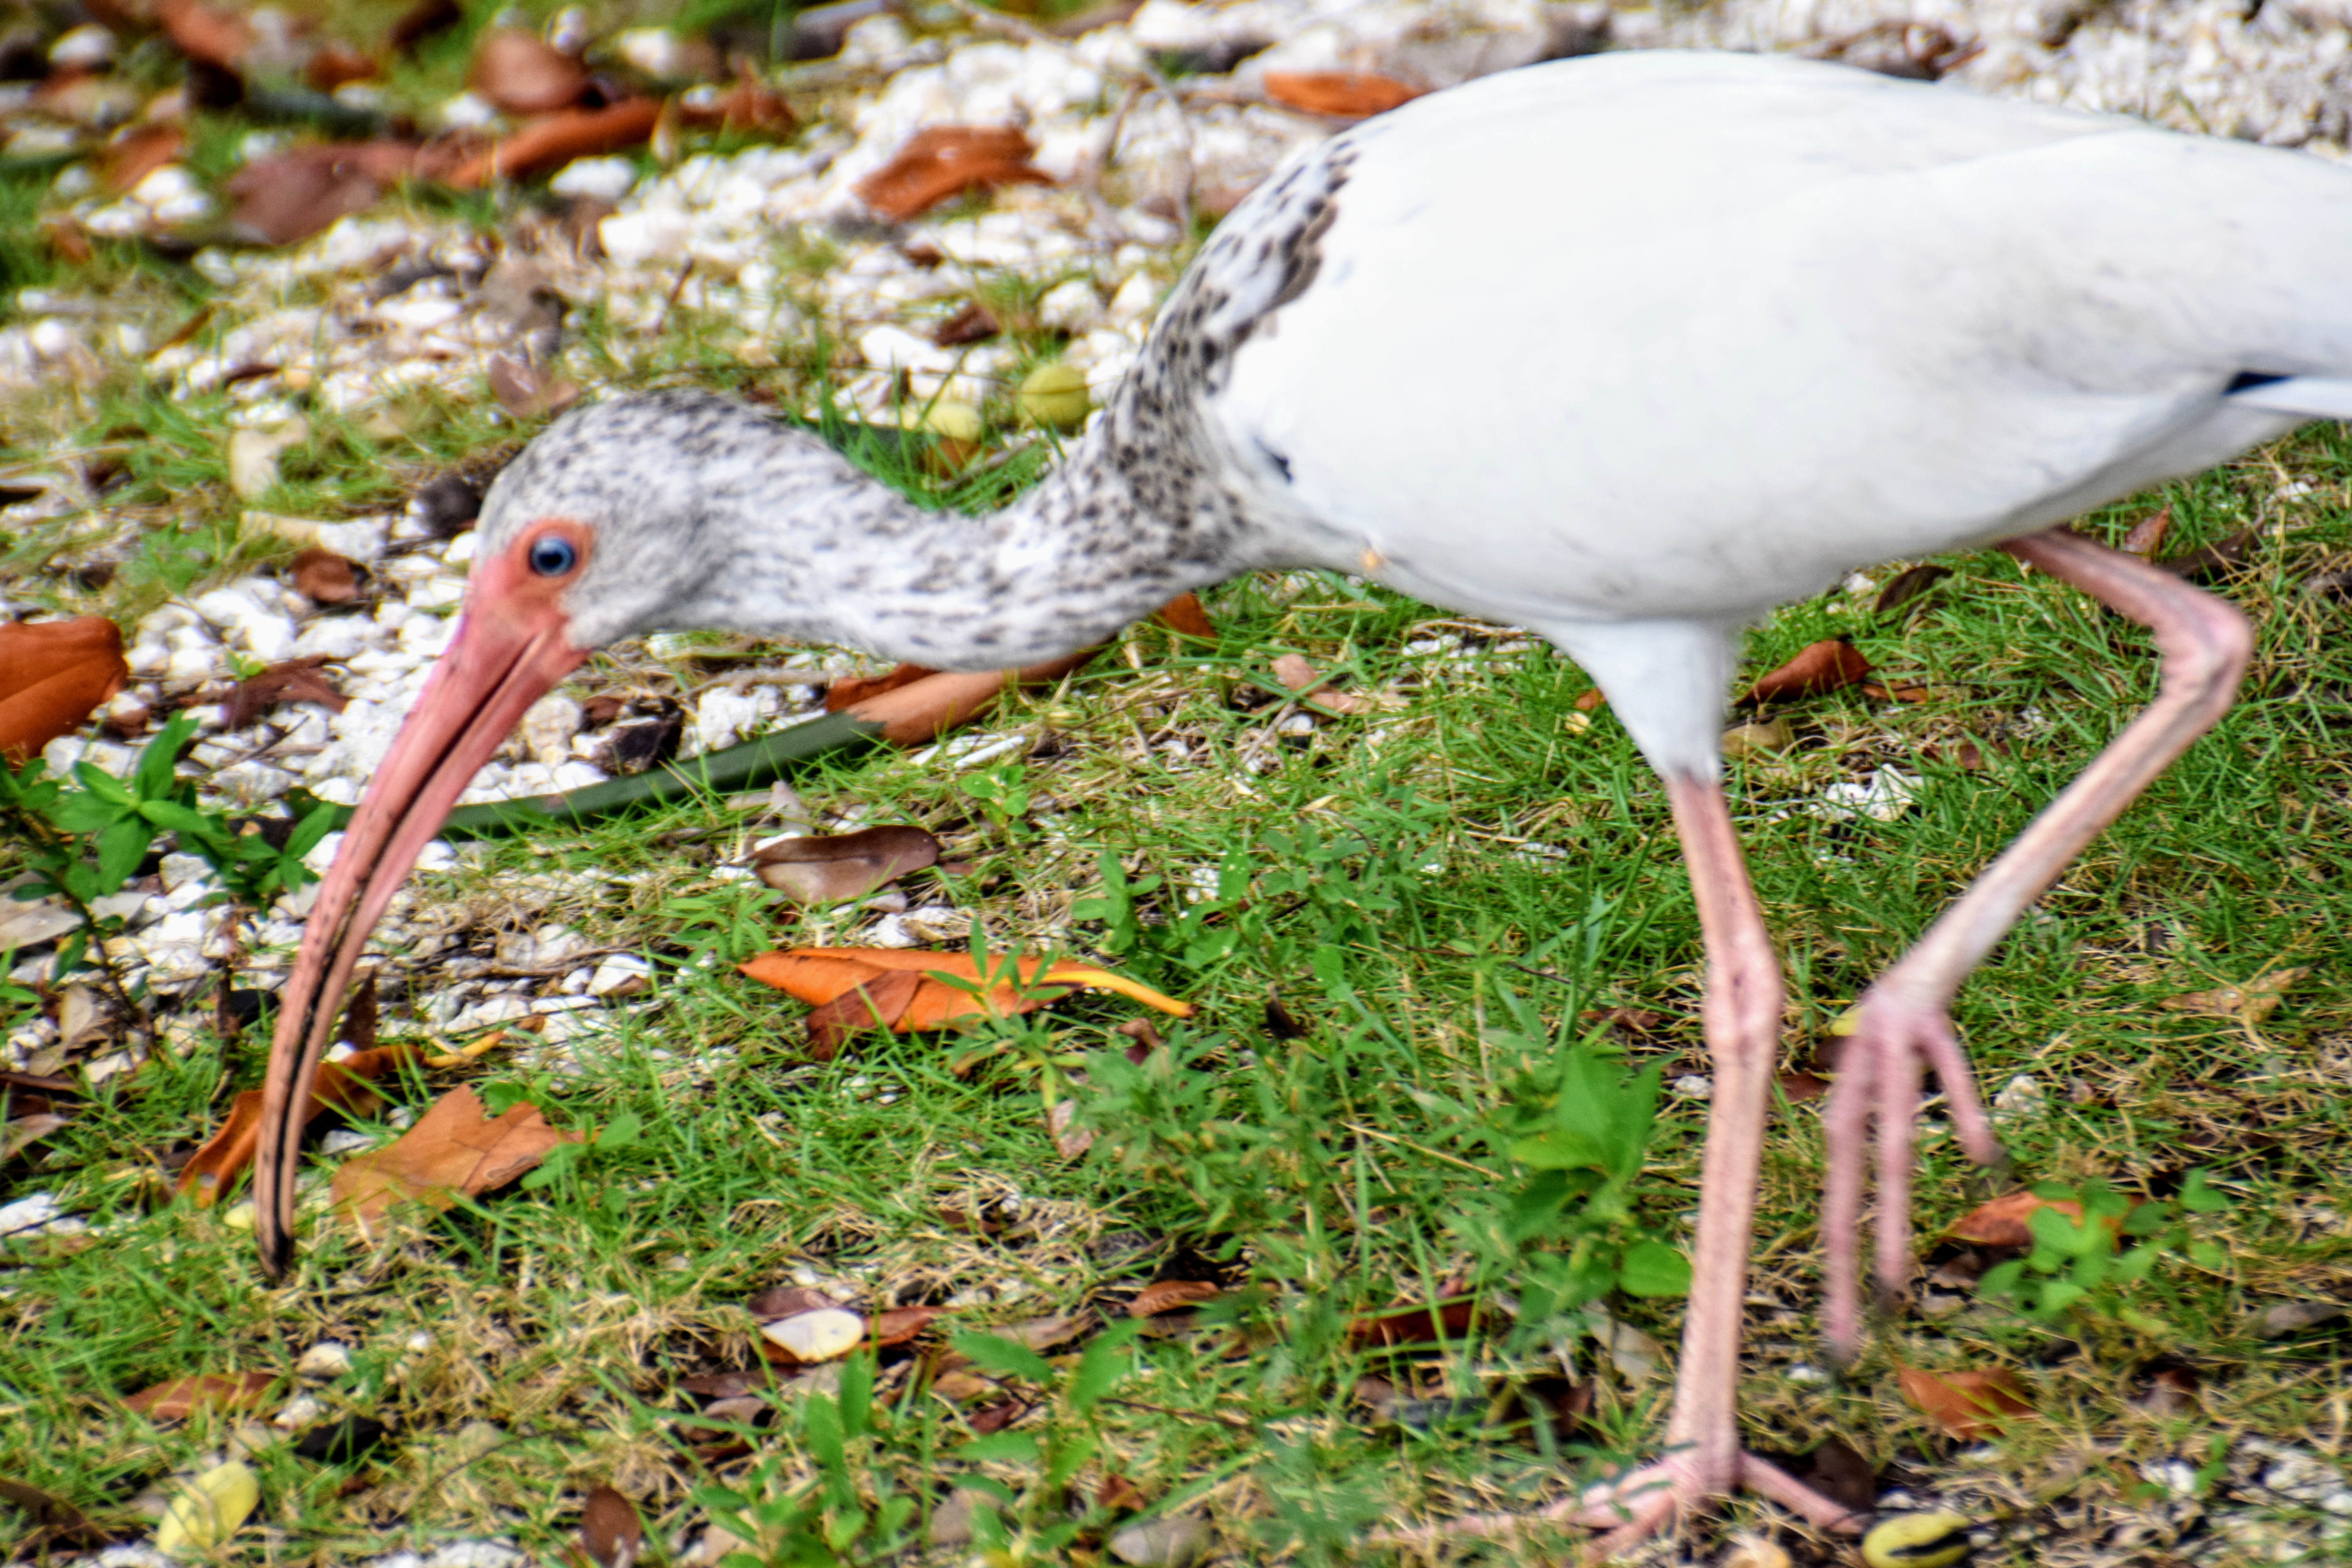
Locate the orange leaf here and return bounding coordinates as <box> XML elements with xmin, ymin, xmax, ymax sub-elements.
<box><xmin>1944</xmin><ymin>1190</ymin><xmax>2090</xmax><ymax>1249</ymax></box>
<box><xmin>1131</xmin><ymin>1280</ymin><xmax>1221</xmax><ymax>1317</ymax></box>
<box><xmin>740</xmin><ymin>947</ymin><xmax>1194</xmax><ymax>1024</ymax></box>
<box><xmin>2122</xmin><ymin>505</ymin><xmax>2172</xmax><ymax>558</ymax></box>
<box><xmin>123</xmin><ymin>1371</ymin><xmax>278</xmax><ymax>1421</ymax></box>
<box><xmin>225</xmin><ymin>143</ymin><xmax>426</xmax><ymax>247</ymax></box>
<box><xmin>1348</xmin><ymin>1296</ymin><xmax>1479</xmax><ymax>1347</ymax></box>
<box><xmin>289</xmin><ymin>547</ymin><xmax>360</xmax><ymax>605</ymax></box>
<box><xmin>1263</xmin><ymin>71</ymin><xmax>1426</xmax><ymax>119</ymax></box>
<box><xmin>178</xmin><ymin>1043</ymin><xmax>421</xmax><ymax>1207</ymax></box>
<box><xmin>306</xmin><ymin>41</ymin><xmax>381</xmax><ymax>93</ymax></box>
<box><xmin>330</xmin><ymin>1085</ymin><xmax>579</xmax><ymax>1232</ymax></box>
<box><xmin>853</xmin><ymin>125</ymin><xmax>1054</xmax><ymax>222</ymax></box>
<box><xmin>834</xmin><ymin>648</ymin><xmax>1101</xmax><ymax>745</ymax></box>
<box><xmin>1748</xmin><ymin>637</ymin><xmax>1871</xmax><ymax>704</ymax></box>
<box><xmin>871</xmin><ymin>1305</ymin><xmax>944</xmax><ymax>1346</ymax></box>
<box><xmin>1152</xmin><ymin>593</ymin><xmax>1215</xmax><ymax>640</ymax></box>
<box><xmin>824</xmin><ymin>662</ymin><xmax>940</xmax><ymax>712</ymax></box>
<box><xmin>448</xmin><ymin>99</ymin><xmax>661</xmax><ymax>190</ymax></box>
<box><xmin>1897</xmin><ymin>1363</ymin><xmax>2033</xmax><ymax>1438</ymax></box>
<box><xmin>468</xmin><ymin>27</ymin><xmax>589</xmax><ymax>115</ymax></box>
<box><xmin>805</xmin><ymin>968</ymin><xmax>922</xmax><ymax>1061</ymax></box>
<box><xmin>0</xmin><ymin>618</ymin><xmax>129</xmax><ymax>762</ymax></box>
<box><xmin>677</xmin><ymin>64</ymin><xmax>797</xmax><ymax>136</ymax></box>
<box><xmin>575</xmin><ymin>1485</ymin><xmax>643</xmax><ymax>1568</ymax></box>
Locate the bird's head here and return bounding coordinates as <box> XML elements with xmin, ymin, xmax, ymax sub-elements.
<box><xmin>251</xmin><ymin>390</ymin><xmax>858</xmax><ymax>1275</ymax></box>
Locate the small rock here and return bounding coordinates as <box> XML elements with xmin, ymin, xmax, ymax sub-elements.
<box><xmin>519</xmin><ymin>693</ymin><xmax>583</xmax><ymax>767</ymax></box>
<box><xmin>2254</xmin><ymin>1299</ymin><xmax>2348</xmax><ymax>1338</ymax></box>
<box><xmin>588</xmin><ymin>954</ymin><xmax>651</xmax><ymax>998</ymax></box>
<box><xmin>296</xmin><ymin>1341</ymin><xmax>354</xmax><ymax>1377</ymax></box>
<box><xmin>1107</xmin><ymin>1515</ymin><xmax>1210</xmax><ymax>1568</ymax></box>
<box><xmin>759</xmin><ymin>1307</ymin><xmax>865</xmax><ymax>1363</ymax></box>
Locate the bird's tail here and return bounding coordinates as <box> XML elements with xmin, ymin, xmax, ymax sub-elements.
<box><xmin>2227</xmin><ymin>375</ymin><xmax>2352</xmax><ymax>421</ymax></box>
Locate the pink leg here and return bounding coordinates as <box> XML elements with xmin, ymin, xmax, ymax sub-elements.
<box><xmin>1821</xmin><ymin>526</ymin><xmax>2252</xmax><ymax>1358</ymax></box>
<box><xmin>1373</xmin><ymin>773</ymin><xmax>1862</xmax><ymax>1557</ymax></box>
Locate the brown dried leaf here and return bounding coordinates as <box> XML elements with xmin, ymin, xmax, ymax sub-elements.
<box><xmin>124</xmin><ymin>1370</ymin><xmax>278</xmax><ymax>1421</ymax></box>
<box><xmin>0</xmin><ymin>617</ymin><xmax>129</xmax><ymax>763</ymax></box>
<box><xmin>853</xmin><ymin>126</ymin><xmax>1054</xmax><ymax>222</ymax></box>
<box><xmin>44</xmin><ymin>219</ymin><xmax>93</xmax><ymax>265</ymax></box>
<box><xmin>389</xmin><ymin>0</ymin><xmax>464</xmax><ymax>54</ymax></box>
<box><xmin>752</xmin><ymin>824</ymin><xmax>942</xmax><ymax>905</ymax></box>
<box><xmin>2121</xmin><ymin>505</ymin><xmax>2172</xmax><ymax>558</ymax></box>
<box><xmin>1943</xmin><ymin>1189</ymin><xmax>2094</xmax><ymax>1249</ymax></box>
<box><xmin>1896</xmin><ymin>1363</ymin><xmax>2033</xmax><ymax>1439</ymax></box>
<box><xmin>156</xmin><ymin>0</ymin><xmax>254</xmax><ymax>73</ymax></box>
<box><xmin>804</xmin><ymin>968</ymin><xmax>921</xmax><ymax>1061</ymax></box>
<box><xmin>1270</xmin><ymin>653</ymin><xmax>1368</xmax><ymax>714</ymax></box>
<box><xmin>1748</xmin><ymin>638</ymin><xmax>1871</xmax><ymax>704</ymax></box>
<box><xmin>0</xmin><ymin>1479</ymin><xmax>106</xmax><ymax>1552</ymax></box>
<box><xmin>1775</xmin><ymin>1071</ymin><xmax>1830</xmax><ymax>1105</ymax></box>
<box><xmin>746</xmin><ymin>1284</ymin><xmax>842</xmax><ymax>1320</ymax></box>
<box><xmin>1263</xmin><ymin>70</ymin><xmax>1426</xmax><ymax>119</ymax></box>
<box><xmin>1873</xmin><ymin>562</ymin><xmax>1952</xmax><ymax>615</ymax></box>
<box><xmin>177</xmin><ymin>1043</ymin><xmax>421</xmax><ymax>1207</ymax></box>
<box><xmin>1131</xmin><ymin>1280</ymin><xmax>1221</xmax><ymax>1318</ymax></box>
<box><xmin>487</xmin><ymin>353</ymin><xmax>583</xmax><ymax>420</ymax></box>
<box><xmin>929</xmin><ymin>301</ymin><xmax>1000</xmax><ymax>348</ymax></box>
<box><xmin>100</xmin><ymin>125</ymin><xmax>186</xmax><ymax>196</ymax></box>
<box><xmin>1348</xmin><ymin>1297</ymin><xmax>1479</xmax><ymax>1348</ymax></box>
<box><xmin>577</xmin><ymin>1485</ymin><xmax>643</xmax><ymax>1568</ymax></box>
<box><xmin>966</xmin><ymin>1399</ymin><xmax>1024</xmax><ymax>1435</ymax></box>
<box><xmin>1097</xmin><ymin>1472</ymin><xmax>1148</xmax><ymax>1512</ymax></box>
<box><xmin>448</xmin><ymin>99</ymin><xmax>661</xmax><ymax>189</ymax></box>
<box><xmin>677</xmin><ymin>64</ymin><xmax>796</xmax><ymax>136</ymax></box>
<box><xmin>225</xmin><ymin>143</ymin><xmax>423</xmax><ymax>247</ymax></box>
<box><xmin>871</xmin><ymin>1305</ymin><xmax>944</xmax><ymax>1347</ymax></box>
<box><xmin>307</xmin><ymin>41</ymin><xmax>381</xmax><ymax>93</ymax></box>
<box><xmin>2</xmin><ymin>1112</ymin><xmax>67</xmax><ymax>1163</ymax></box>
<box><xmin>2164</xmin><ymin>966</ymin><xmax>2307</xmax><ymax>1025</ymax></box>
<box><xmin>1001</xmin><ymin>1313</ymin><xmax>1091</xmax><ymax>1352</ymax></box>
<box><xmin>289</xmin><ymin>547</ymin><xmax>361</xmax><ymax>605</ymax></box>
<box><xmin>225</xmin><ymin>655</ymin><xmax>348</xmax><ymax>731</ymax></box>
<box><xmin>2158</xmin><ymin>526</ymin><xmax>2258</xmax><ymax>582</ymax></box>
<box><xmin>329</xmin><ymin>1085</ymin><xmax>580</xmax><ymax>1232</ymax></box>
<box><xmin>468</xmin><ymin>27</ymin><xmax>589</xmax><ymax>114</ymax></box>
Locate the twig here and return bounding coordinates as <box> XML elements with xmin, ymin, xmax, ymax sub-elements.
<box><xmin>651</xmin><ymin>258</ymin><xmax>697</xmax><ymax>336</ymax></box>
<box><xmin>1342</xmin><ymin>1120</ymin><xmax>1489</xmax><ymax>1176</ymax></box>
<box><xmin>1102</xmin><ymin>1395</ymin><xmax>1258</xmax><ymax>1433</ymax></box>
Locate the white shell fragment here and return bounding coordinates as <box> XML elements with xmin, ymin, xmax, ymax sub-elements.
<box><xmin>758</xmin><ymin>1307</ymin><xmax>866</xmax><ymax>1363</ymax></box>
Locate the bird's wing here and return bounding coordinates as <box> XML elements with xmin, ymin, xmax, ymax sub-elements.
<box><xmin>1207</xmin><ymin>53</ymin><xmax>2352</xmax><ymax>633</ymax></box>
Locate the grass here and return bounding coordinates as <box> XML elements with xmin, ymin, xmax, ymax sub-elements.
<box><xmin>5</xmin><ymin>17</ymin><xmax>2352</xmax><ymax>1565</ymax></box>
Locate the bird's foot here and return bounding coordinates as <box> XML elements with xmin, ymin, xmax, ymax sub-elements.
<box><xmin>1371</xmin><ymin>1446</ymin><xmax>1863</xmax><ymax>1560</ymax></box>
<box><xmin>1820</xmin><ymin>982</ymin><xmax>2005</xmax><ymax>1361</ymax></box>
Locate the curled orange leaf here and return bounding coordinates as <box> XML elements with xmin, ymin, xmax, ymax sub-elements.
<box><xmin>0</xmin><ymin>618</ymin><xmax>129</xmax><ymax>763</ymax></box>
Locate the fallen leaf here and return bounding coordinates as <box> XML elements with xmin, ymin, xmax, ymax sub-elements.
<box><xmin>2</xmin><ymin>1112</ymin><xmax>67</xmax><ymax>1162</ymax></box>
<box><xmin>152</xmin><ymin>1459</ymin><xmax>259</xmax><ymax>1555</ymax></box>
<box><xmin>1896</xmin><ymin>1363</ymin><xmax>2033</xmax><ymax>1439</ymax></box>
<box><xmin>1098</xmin><ymin>1471</ymin><xmax>1149</xmax><ymax>1512</ymax></box>
<box><xmin>760</xmin><ymin>1308</ymin><xmax>867</xmax><ymax>1364</ymax></box>
<box><xmin>577</xmin><ymin>1485</ymin><xmax>643</xmax><ymax>1568</ymax></box>
<box><xmin>1796</xmin><ymin>1437</ymin><xmax>1879</xmax><ymax>1512</ymax></box>
<box><xmin>1574</xmin><ymin>688</ymin><xmax>1608</xmax><ymax>712</ymax></box>
<box><xmin>289</xmin><ymin>547</ymin><xmax>361</xmax><ymax>604</ymax></box>
<box><xmin>1105</xmin><ymin>1515</ymin><xmax>1211</xmax><ymax>1567</ymax></box>
<box><xmin>803</xmin><ymin>968</ymin><xmax>922</xmax><ymax>1060</ymax></box>
<box><xmin>929</xmin><ymin>301</ymin><xmax>999</xmax><ymax>348</ymax></box>
<box><xmin>740</xmin><ymin>947</ymin><xmax>1194</xmax><ymax>1035</ymax></box>
<box><xmin>125</xmin><ymin>1371</ymin><xmax>278</xmax><ymax>1420</ymax></box>
<box><xmin>1131</xmin><ymin>1280</ymin><xmax>1221</xmax><ymax>1318</ymax></box>
<box><xmin>0</xmin><ymin>1479</ymin><xmax>106</xmax><ymax>1551</ymax></box>
<box><xmin>307</xmin><ymin>40</ymin><xmax>381</xmax><ymax>92</ymax></box>
<box><xmin>224</xmin><ymin>654</ymin><xmax>349</xmax><ymax>731</ymax></box>
<box><xmin>1047</xmin><ymin>1098</ymin><xmax>1093</xmax><ymax>1159</ymax></box>
<box><xmin>1943</xmin><ymin>1189</ymin><xmax>2096</xmax><ymax>1250</ymax></box>
<box><xmin>44</xmin><ymin>218</ymin><xmax>93</xmax><ymax>265</ymax></box>
<box><xmin>1116</xmin><ymin>1016</ymin><xmax>1164</xmax><ymax>1061</ymax></box>
<box><xmin>1348</xmin><ymin>1296</ymin><xmax>1478</xmax><ymax>1347</ymax></box>
<box><xmin>2132</xmin><ymin>1359</ymin><xmax>2201</xmax><ymax>1416</ymax></box>
<box><xmin>677</xmin><ymin>63</ymin><xmax>796</xmax><ymax>136</ymax></box>
<box><xmin>1776</xmin><ymin>1071</ymin><xmax>1831</xmax><ymax>1105</ymax></box>
<box><xmin>225</xmin><ymin>142</ymin><xmax>426</xmax><ymax>247</ymax></box>
<box><xmin>751</xmin><ymin>824</ymin><xmax>942</xmax><ymax>905</ymax></box>
<box><xmin>871</xmin><ymin>1305</ymin><xmax>944</xmax><ymax>1346</ymax></box>
<box><xmin>824</xmin><ymin>662</ymin><xmax>940</xmax><ymax>711</ymax></box>
<box><xmin>1270</xmin><ymin>652</ymin><xmax>1370</xmax><ymax>714</ymax></box>
<box><xmin>2122</xmin><ymin>505</ymin><xmax>2172</xmax><ymax>558</ymax></box>
<box><xmin>1873</xmin><ymin>562</ymin><xmax>1952</xmax><ymax>615</ymax></box>
<box><xmin>2158</xmin><ymin>526</ymin><xmax>2258</xmax><ymax>581</ymax></box>
<box><xmin>966</xmin><ymin>1398</ymin><xmax>1024</xmax><ymax>1434</ymax></box>
<box><xmin>1263</xmin><ymin>994</ymin><xmax>1307</xmax><ymax>1039</ymax></box>
<box><xmin>1721</xmin><ymin>718</ymin><xmax>1793</xmax><ymax>759</ymax></box>
<box><xmin>1152</xmin><ymin>592</ymin><xmax>1215</xmax><ymax>640</ymax></box>
<box><xmin>2164</xmin><ymin>967</ymin><xmax>2307</xmax><ymax>1026</ymax></box>
<box><xmin>448</xmin><ymin>99</ymin><xmax>662</xmax><ymax>189</ymax></box>
<box><xmin>0</xmin><ymin>617</ymin><xmax>130</xmax><ymax>762</ymax></box>
<box><xmin>1000</xmin><ymin>1313</ymin><xmax>1091</xmax><ymax>1352</ymax></box>
<box><xmin>468</xmin><ymin>27</ymin><xmax>589</xmax><ymax>114</ymax></box>
<box><xmin>2254</xmin><ymin>1299</ymin><xmax>2347</xmax><ymax>1339</ymax></box>
<box><xmin>100</xmin><ymin>125</ymin><xmax>185</xmax><ymax>196</ymax></box>
<box><xmin>389</xmin><ymin>0</ymin><xmax>464</xmax><ymax>54</ymax></box>
<box><xmin>486</xmin><ymin>353</ymin><xmax>583</xmax><ymax>419</ymax></box>
<box><xmin>329</xmin><ymin>1085</ymin><xmax>580</xmax><ymax>1232</ymax></box>
<box><xmin>178</xmin><ymin>1042</ymin><xmax>421</xmax><ymax>1207</ymax></box>
<box><xmin>156</xmin><ymin>0</ymin><xmax>254</xmax><ymax>73</ymax></box>
<box><xmin>853</xmin><ymin>125</ymin><xmax>1054</xmax><ymax>222</ymax></box>
<box><xmin>1262</xmin><ymin>70</ymin><xmax>1426</xmax><ymax>118</ymax></box>
<box><xmin>1748</xmin><ymin>638</ymin><xmax>1871</xmax><ymax>704</ymax></box>
<box><xmin>748</xmin><ymin>1283</ymin><xmax>843</xmax><ymax>1319</ymax></box>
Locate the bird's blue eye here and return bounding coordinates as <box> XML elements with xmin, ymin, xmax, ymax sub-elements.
<box><xmin>527</xmin><ymin>535</ymin><xmax>577</xmax><ymax>577</ymax></box>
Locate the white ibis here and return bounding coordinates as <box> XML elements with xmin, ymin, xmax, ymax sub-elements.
<box><xmin>256</xmin><ymin>49</ymin><xmax>2352</xmax><ymax>1553</ymax></box>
